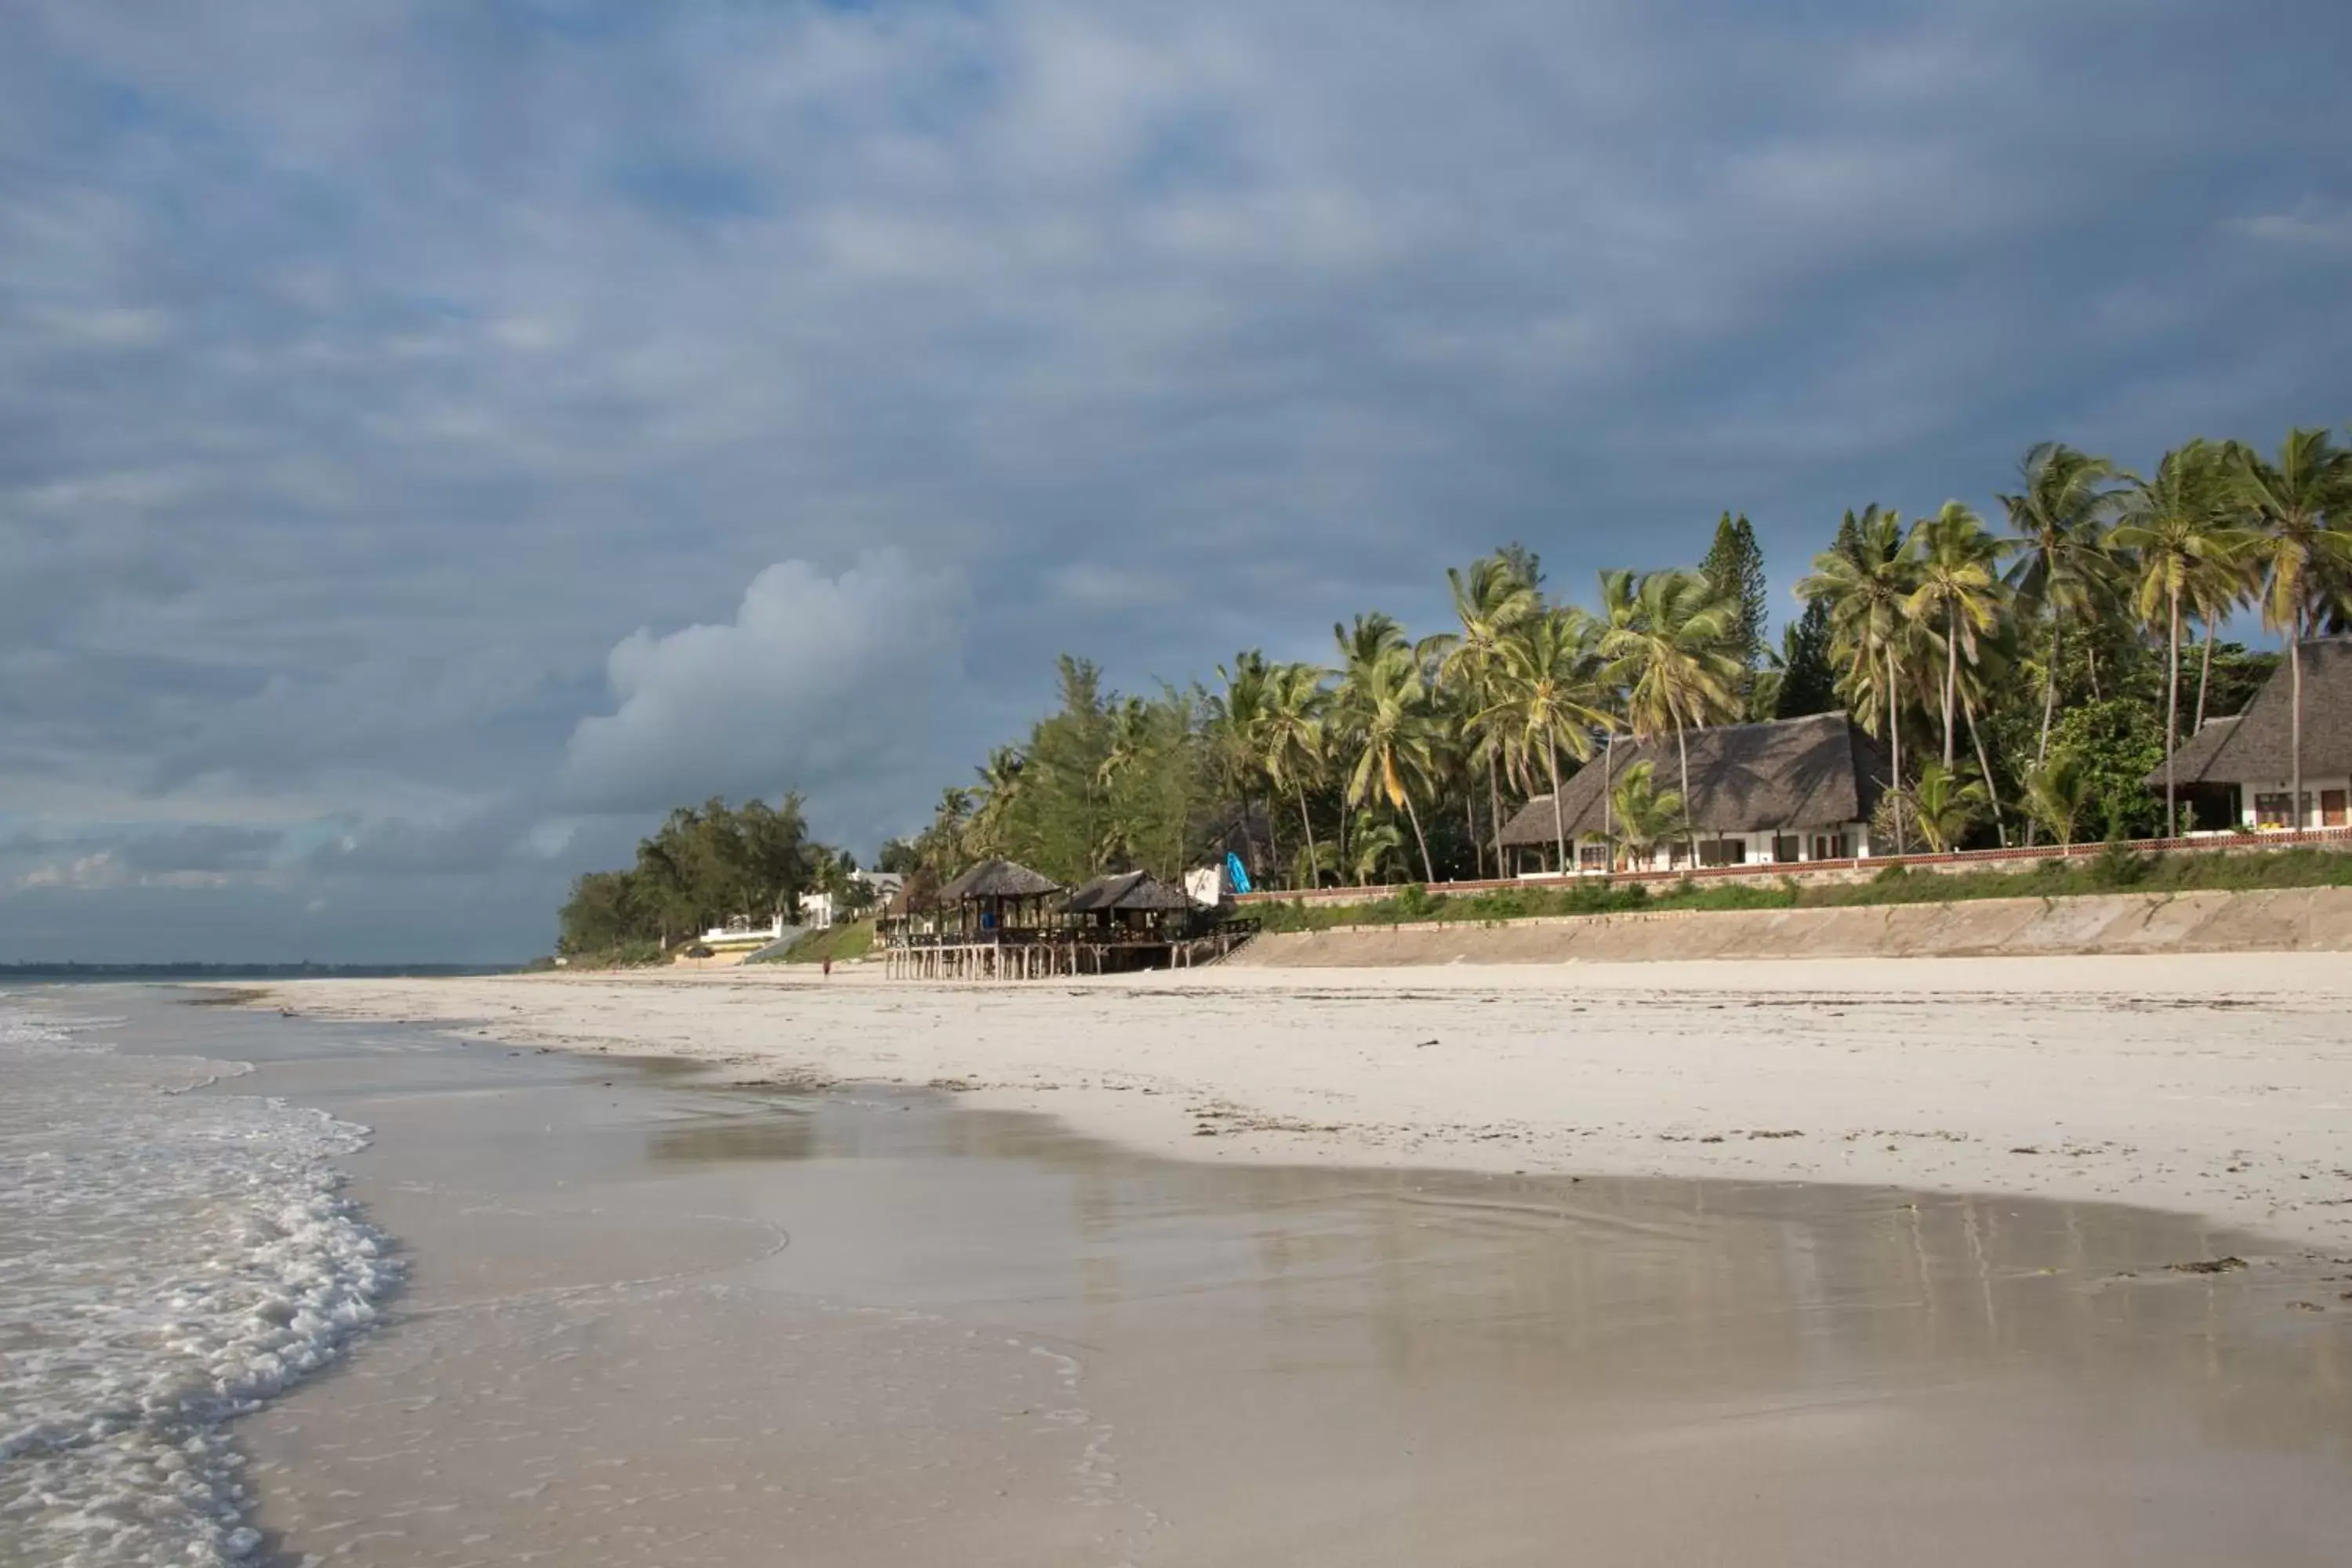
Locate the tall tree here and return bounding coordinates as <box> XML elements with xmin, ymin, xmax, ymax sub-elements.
<box><xmin>1425</xmin><ymin>555</ymin><xmax>1543</xmax><ymax>877</ymax></box>
<box><xmin>1770</xmin><ymin>599</ymin><xmax>1840</xmax><ymax>718</ymax></box>
<box><xmin>1904</xmin><ymin>502</ymin><xmax>2006</xmax><ymax>770</ymax></box>
<box><xmin>1340</xmin><ymin>647</ymin><xmax>1441</xmax><ymax>883</ymax></box>
<box><xmin>1259</xmin><ymin>662</ymin><xmax>1330</xmax><ymax>888</ymax></box>
<box><xmin>2235</xmin><ymin>428</ymin><xmax>2352</xmax><ymax>832</ymax></box>
<box><xmin>1998</xmin><ymin>443</ymin><xmax>2122</xmax><ymax>768</ymax></box>
<box><xmin>2112</xmin><ymin>441</ymin><xmax>2249</xmax><ymax>837</ymax></box>
<box><xmin>1476</xmin><ymin>608</ymin><xmax>1611</xmax><ymax>870</ymax></box>
<box><xmin>1599</xmin><ymin>570</ymin><xmax>1744</xmax><ymax>858</ymax></box>
<box><xmin>1700</xmin><ymin>511</ymin><xmax>1770</xmax><ymax>711</ymax></box>
<box><xmin>1795</xmin><ymin>506</ymin><xmax>1920</xmax><ymax>849</ymax></box>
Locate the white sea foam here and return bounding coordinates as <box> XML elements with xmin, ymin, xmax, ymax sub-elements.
<box><xmin>0</xmin><ymin>996</ymin><xmax>398</xmax><ymax>1566</ymax></box>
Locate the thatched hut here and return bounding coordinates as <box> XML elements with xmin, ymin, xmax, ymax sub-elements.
<box><xmin>934</xmin><ymin>858</ymin><xmax>1062</xmax><ymax>939</ymax></box>
<box><xmin>1497</xmin><ymin>712</ymin><xmax>1889</xmax><ymax>873</ymax></box>
<box><xmin>1063</xmin><ymin>869</ymin><xmax>1196</xmax><ymax>938</ymax></box>
<box><xmin>2153</xmin><ymin>636</ymin><xmax>2352</xmax><ymax>831</ymax></box>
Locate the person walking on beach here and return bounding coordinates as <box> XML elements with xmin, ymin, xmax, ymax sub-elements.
<box><xmin>822</xmin><ymin>957</ymin><xmax>832</xmax><ymax>978</ymax></box>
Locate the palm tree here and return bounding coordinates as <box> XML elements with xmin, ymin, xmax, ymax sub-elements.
<box><xmin>2187</xmin><ymin>539</ymin><xmax>2257</xmax><ymax>735</ymax></box>
<box><xmin>1600</xmin><ymin>570</ymin><xmax>1744</xmax><ymax>862</ymax></box>
<box><xmin>1797</xmin><ymin>507</ymin><xmax>1919</xmax><ymax>851</ymax></box>
<box><xmin>1606</xmin><ymin>761</ymin><xmax>1683</xmax><ymax>870</ymax></box>
<box><xmin>1341</xmin><ymin>646</ymin><xmax>1440</xmax><ymax>883</ymax></box>
<box><xmin>1259</xmin><ymin>662</ymin><xmax>1330</xmax><ymax>888</ymax></box>
<box><xmin>1901</xmin><ymin>761</ymin><xmax>1988</xmax><ymax>854</ymax></box>
<box><xmin>1998</xmin><ymin>443</ymin><xmax>2122</xmax><ymax>768</ymax></box>
<box><xmin>1425</xmin><ymin>555</ymin><xmax>1543</xmax><ymax>876</ymax></box>
<box><xmin>1904</xmin><ymin>503</ymin><xmax>2006</xmax><ymax>770</ymax></box>
<box><xmin>1345</xmin><ymin>811</ymin><xmax>1409</xmax><ymax>886</ymax></box>
<box><xmin>2022</xmin><ymin>753</ymin><xmax>2094</xmax><ymax>848</ymax></box>
<box><xmin>966</xmin><ymin>750</ymin><xmax>1022</xmax><ymax>858</ymax></box>
<box><xmin>1210</xmin><ymin>652</ymin><xmax>1275</xmax><ymax>866</ymax></box>
<box><xmin>1475</xmin><ymin>608</ymin><xmax>1611</xmax><ymax>872</ymax></box>
<box><xmin>1329</xmin><ymin>612</ymin><xmax>1410</xmax><ymax>873</ymax></box>
<box><xmin>2235</xmin><ymin>428</ymin><xmax>2352</xmax><ymax>832</ymax></box>
<box><xmin>2112</xmin><ymin>441</ymin><xmax>2249</xmax><ymax>837</ymax></box>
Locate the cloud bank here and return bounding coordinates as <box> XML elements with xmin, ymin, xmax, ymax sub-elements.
<box><xmin>2</xmin><ymin>0</ymin><xmax>2348</xmax><ymax>958</ymax></box>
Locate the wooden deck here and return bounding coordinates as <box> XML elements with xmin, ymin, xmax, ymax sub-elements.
<box><xmin>879</xmin><ymin>922</ymin><xmax>1258</xmax><ymax>981</ymax></box>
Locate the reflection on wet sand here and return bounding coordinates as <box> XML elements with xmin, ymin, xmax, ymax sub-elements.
<box><xmin>238</xmin><ymin>1040</ymin><xmax>2351</xmax><ymax>1567</ymax></box>
<box><xmin>654</xmin><ymin>1084</ymin><xmax>2352</xmax><ymax>1466</ymax></box>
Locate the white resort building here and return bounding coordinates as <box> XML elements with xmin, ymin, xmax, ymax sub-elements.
<box><xmin>1496</xmin><ymin>710</ymin><xmax>1892</xmax><ymax>875</ymax></box>
<box><xmin>2158</xmin><ymin>636</ymin><xmax>2352</xmax><ymax>833</ymax></box>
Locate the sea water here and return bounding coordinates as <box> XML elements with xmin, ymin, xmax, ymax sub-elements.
<box><xmin>0</xmin><ymin>993</ymin><xmax>396</xmax><ymax>1566</ymax></box>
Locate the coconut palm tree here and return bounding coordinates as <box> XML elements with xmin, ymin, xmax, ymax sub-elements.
<box><xmin>1259</xmin><ymin>662</ymin><xmax>1330</xmax><ymax>888</ymax></box>
<box><xmin>1341</xmin><ymin>646</ymin><xmax>1440</xmax><ymax>883</ymax></box>
<box><xmin>1901</xmin><ymin>762</ymin><xmax>1989</xmax><ymax>854</ymax></box>
<box><xmin>966</xmin><ymin>750</ymin><xmax>1023</xmax><ymax>858</ymax></box>
<box><xmin>2022</xmin><ymin>753</ymin><xmax>2094</xmax><ymax>848</ymax></box>
<box><xmin>1998</xmin><ymin>443</ymin><xmax>2122</xmax><ymax>768</ymax></box>
<box><xmin>1592</xmin><ymin>568</ymin><xmax>1646</xmax><ymax>846</ymax></box>
<box><xmin>1904</xmin><ymin>503</ymin><xmax>2006</xmax><ymax>771</ymax></box>
<box><xmin>2187</xmin><ymin>540</ymin><xmax>2258</xmax><ymax>735</ymax></box>
<box><xmin>1599</xmin><ymin>570</ymin><xmax>1744</xmax><ymax>862</ymax></box>
<box><xmin>1475</xmin><ymin>608</ymin><xmax>1611</xmax><ymax>872</ymax></box>
<box><xmin>2235</xmin><ymin>428</ymin><xmax>2352</xmax><ymax>831</ymax></box>
<box><xmin>1329</xmin><ymin>612</ymin><xmax>1411</xmax><ymax>873</ymax></box>
<box><xmin>1797</xmin><ymin>508</ymin><xmax>1919</xmax><ymax>850</ymax></box>
<box><xmin>1606</xmin><ymin>761</ymin><xmax>1683</xmax><ymax>870</ymax></box>
<box><xmin>1425</xmin><ymin>555</ymin><xmax>1543</xmax><ymax>875</ymax></box>
<box><xmin>2112</xmin><ymin>441</ymin><xmax>2251</xmax><ymax>837</ymax></box>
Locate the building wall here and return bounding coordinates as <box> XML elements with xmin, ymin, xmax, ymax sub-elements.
<box><xmin>2235</xmin><ymin>778</ymin><xmax>2352</xmax><ymax>831</ymax></box>
<box><xmin>1528</xmin><ymin>822</ymin><xmax>1875</xmax><ymax>877</ymax></box>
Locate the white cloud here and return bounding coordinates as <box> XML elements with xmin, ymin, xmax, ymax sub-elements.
<box><xmin>2229</xmin><ymin>201</ymin><xmax>2352</xmax><ymax>251</ymax></box>
<box><xmin>559</xmin><ymin>550</ymin><xmax>972</xmax><ymax>826</ymax></box>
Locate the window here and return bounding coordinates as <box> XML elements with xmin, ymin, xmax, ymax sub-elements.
<box><xmin>1697</xmin><ymin>839</ymin><xmax>1747</xmax><ymax>867</ymax></box>
<box><xmin>2254</xmin><ymin>793</ymin><xmax>2295</xmax><ymax>829</ymax></box>
<box><xmin>2324</xmin><ymin>791</ymin><xmax>2347</xmax><ymax>828</ymax></box>
<box><xmin>1812</xmin><ymin>833</ymin><xmax>1853</xmax><ymax>862</ymax></box>
<box><xmin>1578</xmin><ymin>844</ymin><xmax>1610</xmax><ymax>871</ymax></box>
<box><xmin>1773</xmin><ymin>835</ymin><xmax>1802</xmax><ymax>864</ymax></box>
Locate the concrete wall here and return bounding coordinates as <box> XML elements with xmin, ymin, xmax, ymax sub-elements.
<box><xmin>1226</xmin><ymin>886</ymin><xmax>2352</xmax><ymax>967</ymax></box>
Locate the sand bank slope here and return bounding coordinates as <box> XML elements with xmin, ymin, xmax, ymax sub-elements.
<box><xmin>1232</xmin><ymin>886</ymin><xmax>2352</xmax><ymax>967</ymax></box>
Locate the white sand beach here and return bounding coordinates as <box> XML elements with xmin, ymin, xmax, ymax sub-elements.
<box><xmin>266</xmin><ymin>949</ymin><xmax>2352</xmax><ymax>1252</ymax></box>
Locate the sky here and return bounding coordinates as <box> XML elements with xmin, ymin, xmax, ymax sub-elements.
<box><xmin>4</xmin><ymin>1</ymin><xmax>2350</xmax><ymax>962</ymax></box>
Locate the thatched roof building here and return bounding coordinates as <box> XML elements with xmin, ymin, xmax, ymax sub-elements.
<box><xmin>936</xmin><ymin>858</ymin><xmax>1062</xmax><ymax>902</ymax></box>
<box><xmin>1064</xmin><ymin>869</ymin><xmax>1195</xmax><ymax>915</ymax></box>
<box><xmin>2152</xmin><ymin>637</ymin><xmax>2352</xmax><ymax>829</ymax></box>
<box><xmin>1497</xmin><ymin>712</ymin><xmax>1889</xmax><ymax>865</ymax></box>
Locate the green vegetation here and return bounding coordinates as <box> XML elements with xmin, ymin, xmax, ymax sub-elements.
<box><xmin>556</xmin><ymin>795</ymin><xmax>870</xmax><ymax>960</ymax></box>
<box><xmin>1250</xmin><ymin>847</ymin><xmax>2352</xmax><ymax>933</ymax></box>
<box><xmin>558</xmin><ymin>425</ymin><xmax>2351</xmax><ymax>949</ymax></box>
<box><xmin>878</xmin><ymin>426</ymin><xmax>2341</xmax><ymax>895</ymax></box>
<box><xmin>762</xmin><ymin>920</ymin><xmax>877</xmax><ymax>966</ymax></box>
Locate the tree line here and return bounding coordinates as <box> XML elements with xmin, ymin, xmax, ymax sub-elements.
<box><xmin>563</xmin><ymin>423</ymin><xmax>2349</xmax><ymax>953</ymax></box>
<box><xmin>557</xmin><ymin>795</ymin><xmax>864</xmax><ymax>956</ymax></box>
<box><xmin>893</xmin><ymin>425</ymin><xmax>2347</xmax><ymax>892</ymax></box>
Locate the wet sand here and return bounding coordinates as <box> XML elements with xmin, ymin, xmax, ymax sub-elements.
<box><xmin>122</xmin><ymin>998</ymin><xmax>2349</xmax><ymax>1566</ymax></box>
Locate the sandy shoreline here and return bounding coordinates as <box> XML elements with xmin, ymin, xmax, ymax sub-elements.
<box><xmin>256</xmin><ymin>951</ymin><xmax>2352</xmax><ymax>1252</ymax></box>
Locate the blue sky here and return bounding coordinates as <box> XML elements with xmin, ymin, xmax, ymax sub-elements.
<box><xmin>3</xmin><ymin>0</ymin><xmax>2349</xmax><ymax>960</ymax></box>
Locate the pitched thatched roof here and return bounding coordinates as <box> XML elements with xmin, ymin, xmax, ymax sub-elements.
<box><xmin>936</xmin><ymin>858</ymin><xmax>1061</xmax><ymax>902</ymax></box>
<box><xmin>1497</xmin><ymin>712</ymin><xmax>1889</xmax><ymax>848</ymax></box>
<box><xmin>1064</xmin><ymin>869</ymin><xmax>1194</xmax><ymax>913</ymax></box>
<box><xmin>2151</xmin><ymin>637</ymin><xmax>2352</xmax><ymax>786</ymax></box>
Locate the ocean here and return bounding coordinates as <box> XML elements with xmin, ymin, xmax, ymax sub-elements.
<box><xmin>0</xmin><ymin>991</ymin><xmax>394</xmax><ymax>1566</ymax></box>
